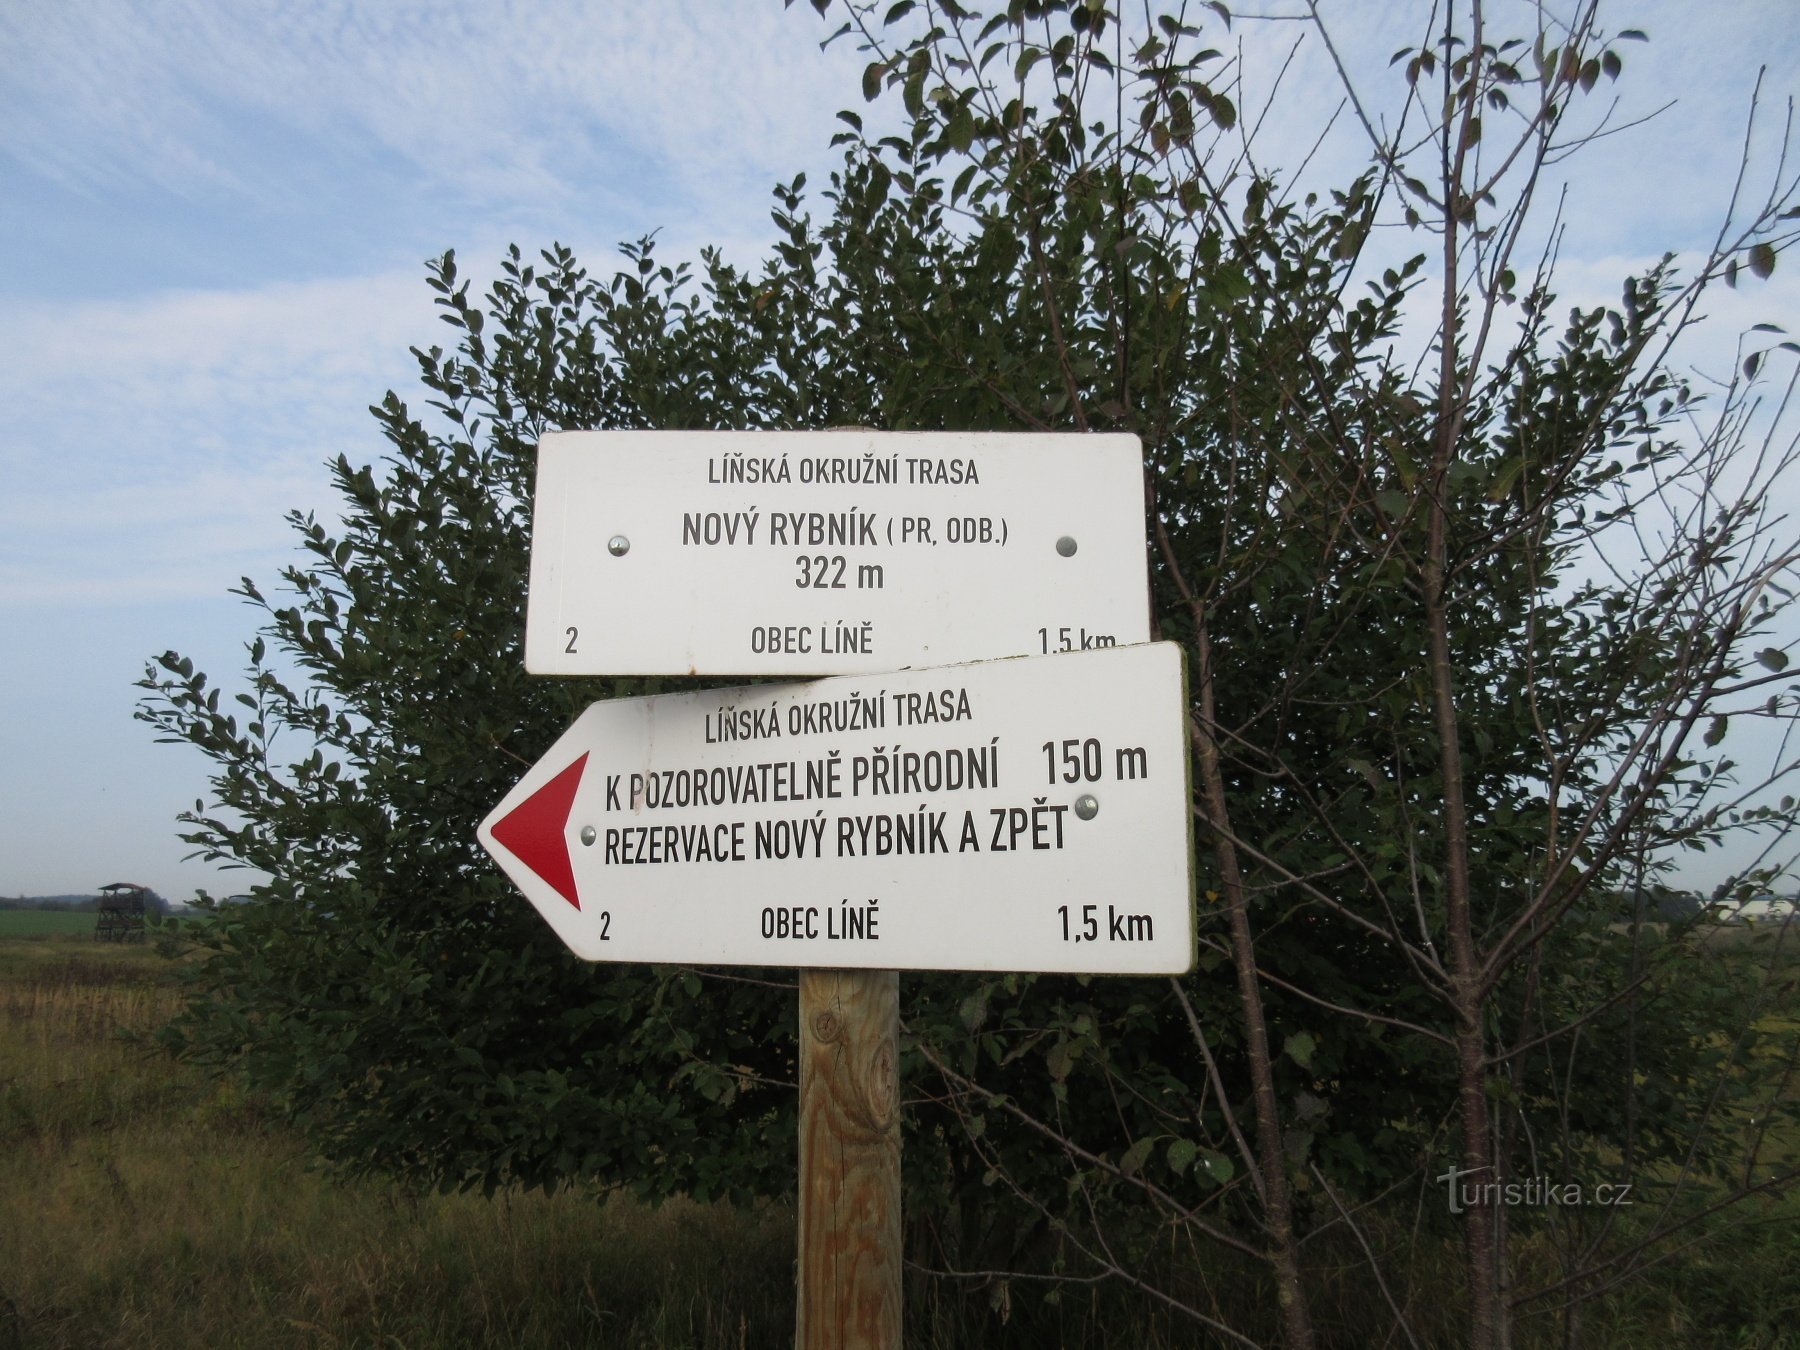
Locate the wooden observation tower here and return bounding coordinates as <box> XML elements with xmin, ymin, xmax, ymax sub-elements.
<box><xmin>93</xmin><ymin>882</ymin><xmax>149</xmax><ymax>943</ymax></box>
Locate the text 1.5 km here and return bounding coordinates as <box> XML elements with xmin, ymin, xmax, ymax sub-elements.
<box><xmin>1039</xmin><ymin>626</ymin><xmax>1116</xmax><ymax>652</ymax></box>
<box><xmin>1058</xmin><ymin>904</ymin><xmax>1154</xmax><ymax>943</ymax></box>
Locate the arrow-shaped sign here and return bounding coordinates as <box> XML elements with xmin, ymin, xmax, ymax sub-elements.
<box><xmin>478</xmin><ymin>645</ymin><xmax>1195</xmax><ymax>973</ymax></box>
<box><xmin>487</xmin><ymin>752</ymin><xmax>588</xmax><ymax>909</ymax></box>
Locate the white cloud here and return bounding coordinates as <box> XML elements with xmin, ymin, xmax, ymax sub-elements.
<box><xmin>0</xmin><ymin>469</ymin><xmax>324</xmax><ymax>605</ymax></box>
<box><xmin>5</xmin><ymin>271</ymin><xmax>424</xmax><ymax>406</ymax></box>
<box><xmin>0</xmin><ymin>0</ymin><xmax>875</xmax><ymax>214</ymax></box>
<box><xmin>0</xmin><ymin>270</ymin><xmax>432</xmax><ymax>604</ymax></box>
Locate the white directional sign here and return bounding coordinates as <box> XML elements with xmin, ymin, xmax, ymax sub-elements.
<box><xmin>524</xmin><ymin>430</ymin><xmax>1151</xmax><ymax>676</ymax></box>
<box><xmin>479</xmin><ymin>643</ymin><xmax>1194</xmax><ymax>974</ymax></box>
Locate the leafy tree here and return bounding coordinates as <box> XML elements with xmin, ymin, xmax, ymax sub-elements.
<box><xmin>142</xmin><ymin>1</ymin><xmax>1800</xmax><ymax>1345</ymax></box>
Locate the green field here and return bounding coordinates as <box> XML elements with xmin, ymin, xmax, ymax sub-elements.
<box><xmin>0</xmin><ymin>909</ymin><xmax>103</xmax><ymax>938</ymax></box>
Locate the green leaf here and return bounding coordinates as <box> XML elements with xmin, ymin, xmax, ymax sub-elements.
<box><xmin>1120</xmin><ymin>1136</ymin><xmax>1155</xmax><ymax>1177</ymax></box>
<box><xmin>951</xmin><ymin>162</ymin><xmax>977</xmax><ymax>204</ymax></box>
<box><xmin>1200</xmin><ymin>1151</ymin><xmax>1236</xmax><ymax>1183</ymax></box>
<box><xmin>903</xmin><ymin>52</ymin><xmax>927</xmax><ymax>117</ymax></box>
<box><xmin>1749</xmin><ymin>243</ymin><xmax>1777</xmax><ymax>279</ymax></box>
<box><xmin>1704</xmin><ymin>715</ymin><xmax>1728</xmax><ymax>747</ymax></box>
<box><xmin>1285</xmin><ymin>1031</ymin><xmax>1317</xmax><ymax>1069</ymax></box>
<box><xmin>1488</xmin><ymin>457</ymin><xmax>1526</xmax><ymax>501</ymax></box>
<box><xmin>946</xmin><ymin>106</ymin><xmax>976</xmax><ymax>154</ymax></box>
<box><xmin>1756</xmin><ymin>648</ymin><xmax>1790</xmax><ymax>672</ymax></box>
<box><xmin>1375</xmin><ymin>488</ymin><xmax>1410</xmax><ymax>518</ymax></box>
<box><xmin>959</xmin><ymin>986</ymin><xmax>989</xmax><ymax>1031</ymax></box>
<box><xmin>1167</xmin><ymin>1138</ymin><xmax>1199</xmax><ymax>1175</ymax></box>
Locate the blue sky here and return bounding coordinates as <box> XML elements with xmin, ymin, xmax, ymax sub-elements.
<box><xmin>2</xmin><ymin>1</ymin><xmax>1796</xmax><ymax>900</ymax></box>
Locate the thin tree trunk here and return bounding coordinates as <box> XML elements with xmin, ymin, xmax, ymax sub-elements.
<box><xmin>1425</xmin><ymin>543</ymin><xmax>1498</xmax><ymax>1350</ymax></box>
<box><xmin>1429</xmin><ymin>15</ymin><xmax>1499</xmax><ymax>1325</ymax></box>
<box><xmin>1191</xmin><ymin>610</ymin><xmax>1315</xmax><ymax>1350</ymax></box>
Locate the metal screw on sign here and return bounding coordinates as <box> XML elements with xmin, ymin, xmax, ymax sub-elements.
<box><xmin>1075</xmin><ymin>794</ymin><xmax>1099</xmax><ymax>820</ymax></box>
<box><xmin>608</xmin><ymin>535</ymin><xmax>630</xmax><ymax>557</ymax></box>
<box><xmin>1056</xmin><ymin>535</ymin><xmax>1078</xmax><ymax>557</ymax></box>
<box><xmin>579</xmin><ymin>825</ymin><xmax>597</xmax><ymax>846</ymax></box>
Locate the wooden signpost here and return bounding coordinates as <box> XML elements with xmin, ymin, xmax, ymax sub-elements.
<box><xmin>479</xmin><ymin>431</ymin><xmax>1193</xmax><ymax>1348</ymax></box>
<box><xmin>797</xmin><ymin>968</ymin><xmax>902</xmax><ymax>1347</ymax></box>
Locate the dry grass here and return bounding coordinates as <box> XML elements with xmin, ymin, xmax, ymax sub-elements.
<box><xmin>0</xmin><ymin>935</ymin><xmax>794</xmax><ymax>1349</ymax></box>
<box><xmin>0</xmin><ymin>949</ymin><xmax>187</xmax><ymax>1144</ymax></box>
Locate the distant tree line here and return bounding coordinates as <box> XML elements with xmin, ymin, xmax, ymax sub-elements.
<box><xmin>0</xmin><ymin>889</ymin><xmax>173</xmax><ymax>914</ymax></box>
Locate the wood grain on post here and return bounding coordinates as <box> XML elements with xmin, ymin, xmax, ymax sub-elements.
<box><xmin>797</xmin><ymin>967</ymin><xmax>902</xmax><ymax>1350</ymax></box>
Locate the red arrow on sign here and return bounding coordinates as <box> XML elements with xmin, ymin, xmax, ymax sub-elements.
<box><xmin>487</xmin><ymin>752</ymin><xmax>588</xmax><ymax>909</ymax></box>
